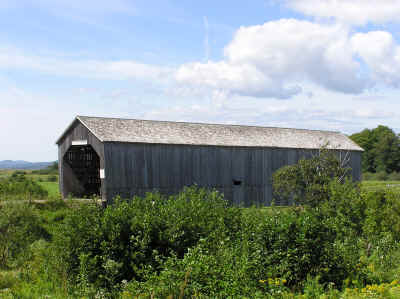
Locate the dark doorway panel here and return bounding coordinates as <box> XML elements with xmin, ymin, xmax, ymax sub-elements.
<box><xmin>63</xmin><ymin>145</ymin><xmax>101</xmax><ymax>197</ymax></box>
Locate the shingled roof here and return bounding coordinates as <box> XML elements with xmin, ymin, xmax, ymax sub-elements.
<box><xmin>57</xmin><ymin>115</ymin><xmax>363</xmax><ymax>151</ymax></box>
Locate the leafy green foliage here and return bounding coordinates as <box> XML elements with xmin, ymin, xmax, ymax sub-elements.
<box><xmin>363</xmin><ymin>171</ymin><xmax>400</xmax><ymax>181</ymax></box>
<box><xmin>0</xmin><ymin>203</ymin><xmax>49</xmax><ymax>268</ymax></box>
<box><xmin>31</xmin><ymin>162</ymin><xmax>58</xmax><ymax>175</ymax></box>
<box><xmin>0</xmin><ymin>173</ymin><xmax>48</xmax><ymax>200</ymax></box>
<box><xmin>272</xmin><ymin>148</ymin><xmax>351</xmax><ymax>207</ymax></box>
<box><xmin>4</xmin><ymin>162</ymin><xmax>400</xmax><ymax>297</ymax></box>
<box><xmin>363</xmin><ymin>190</ymin><xmax>400</xmax><ymax>242</ymax></box>
<box><xmin>52</xmin><ymin>186</ymin><xmax>241</xmax><ymax>293</ymax></box>
<box><xmin>351</xmin><ymin>125</ymin><xmax>400</xmax><ymax>174</ymax></box>
<box><xmin>47</xmin><ymin>175</ymin><xmax>58</xmax><ymax>182</ymax></box>
<box><xmin>250</xmin><ymin>206</ymin><xmax>355</xmax><ymax>288</ymax></box>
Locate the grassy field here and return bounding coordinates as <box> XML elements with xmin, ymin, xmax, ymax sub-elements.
<box><xmin>37</xmin><ymin>181</ymin><xmax>60</xmax><ymax>198</ymax></box>
<box><xmin>0</xmin><ymin>169</ymin><xmax>60</xmax><ymax>198</ymax></box>
<box><xmin>361</xmin><ymin>180</ymin><xmax>400</xmax><ymax>193</ymax></box>
<box><xmin>2</xmin><ymin>169</ymin><xmax>400</xmax><ymax>201</ymax></box>
<box><xmin>0</xmin><ymin>169</ymin><xmax>14</xmax><ymax>178</ymax></box>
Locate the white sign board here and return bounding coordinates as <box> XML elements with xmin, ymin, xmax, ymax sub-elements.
<box><xmin>99</xmin><ymin>169</ymin><xmax>105</xmax><ymax>179</ymax></box>
<box><xmin>72</xmin><ymin>140</ymin><xmax>88</xmax><ymax>146</ymax></box>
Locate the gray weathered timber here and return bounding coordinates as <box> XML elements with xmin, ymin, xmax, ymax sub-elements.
<box><xmin>56</xmin><ymin>116</ymin><xmax>363</xmax><ymax>205</ymax></box>
<box><xmin>102</xmin><ymin>143</ymin><xmax>362</xmax><ymax>206</ymax></box>
<box><xmin>57</xmin><ymin>120</ymin><xmax>106</xmax><ymax>200</ymax></box>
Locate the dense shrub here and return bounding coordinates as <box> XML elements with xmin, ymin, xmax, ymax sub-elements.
<box><xmin>47</xmin><ymin>180</ymin><xmax>400</xmax><ymax>297</ymax></box>
<box><xmin>250</xmin><ymin>207</ymin><xmax>352</xmax><ymax>288</ymax></box>
<box><xmin>13</xmin><ymin>171</ymin><xmax>27</xmax><ymax>176</ymax></box>
<box><xmin>6</xmin><ymin>151</ymin><xmax>400</xmax><ymax>297</ymax></box>
<box><xmin>47</xmin><ymin>175</ymin><xmax>58</xmax><ymax>182</ymax></box>
<box><xmin>363</xmin><ymin>189</ymin><xmax>400</xmax><ymax>242</ymax></box>
<box><xmin>272</xmin><ymin>148</ymin><xmax>351</xmax><ymax>207</ymax></box>
<box><xmin>388</xmin><ymin>171</ymin><xmax>400</xmax><ymax>181</ymax></box>
<box><xmin>125</xmin><ymin>237</ymin><xmax>267</xmax><ymax>298</ymax></box>
<box><xmin>124</xmin><ymin>194</ymin><xmax>363</xmax><ymax>297</ymax></box>
<box><xmin>0</xmin><ymin>174</ymin><xmax>48</xmax><ymax>200</ymax></box>
<box><xmin>52</xmin><ymin>187</ymin><xmax>241</xmax><ymax>292</ymax></box>
<box><xmin>362</xmin><ymin>171</ymin><xmax>400</xmax><ymax>181</ymax></box>
<box><xmin>0</xmin><ymin>202</ymin><xmax>49</xmax><ymax>268</ymax></box>
<box><xmin>31</xmin><ymin>162</ymin><xmax>58</xmax><ymax>175</ymax></box>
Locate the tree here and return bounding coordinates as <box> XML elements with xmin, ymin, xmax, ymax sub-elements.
<box><xmin>272</xmin><ymin>148</ymin><xmax>351</xmax><ymax>207</ymax></box>
<box><xmin>350</xmin><ymin>125</ymin><xmax>400</xmax><ymax>173</ymax></box>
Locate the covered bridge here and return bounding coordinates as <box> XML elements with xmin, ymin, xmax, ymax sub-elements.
<box><xmin>56</xmin><ymin>116</ymin><xmax>363</xmax><ymax>205</ymax></box>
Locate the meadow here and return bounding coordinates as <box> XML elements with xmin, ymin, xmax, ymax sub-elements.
<box><xmin>362</xmin><ymin>180</ymin><xmax>400</xmax><ymax>193</ymax></box>
<box><xmin>2</xmin><ymin>165</ymin><xmax>400</xmax><ymax>298</ymax></box>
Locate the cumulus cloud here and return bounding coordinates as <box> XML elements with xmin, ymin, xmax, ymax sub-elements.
<box><xmin>175</xmin><ymin>19</ymin><xmax>366</xmax><ymax>98</ymax></box>
<box><xmin>4</xmin><ymin>19</ymin><xmax>400</xmax><ymax>100</ymax></box>
<box><xmin>175</xmin><ymin>60</ymin><xmax>302</xmax><ymax>99</ymax></box>
<box><xmin>285</xmin><ymin>0</ymin><xmax>400</xmax><ymax>25</ymax></box>
<box><xmin>351</xmin><ymin>31</ymin><xmax>400</xmax><ymax>87</ymax></box>
<box><xmin>143</xmin><ymin>97</ymin><xmax>398</xmax><ymax>135</ymax></box>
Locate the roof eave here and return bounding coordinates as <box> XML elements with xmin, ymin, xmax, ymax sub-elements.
<box><xmin>55</xmin><ymin>117</ymin><xmax>80</xmax><ymax>145</ymax></box>
<box><xmin>55</xmin><ymin>115</ymin><xmax>104</xmax><ymax>145</ymax></box>
<box><xmin>101</xmin><ymin>140</ymin><xmax>364</xmax><ymax>151</ymax></box>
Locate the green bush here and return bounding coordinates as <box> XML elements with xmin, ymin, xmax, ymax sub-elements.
<box><xmin>362</xmin><ymin>171</ymin><xmax>400</xmax><ymax>181</ymax></box>
<box><xmin>363</xmin><ymin>189</ymin><xmax>400</xmax><ymax>242</ymax></box>
<box><xmin>13</xmin><ymin>171</ymin><xmax>27</xmax><ymax>176</ymax></box>
<box><xmin>388</xmin><ymin>171</ymin><xmax>400</xmax><ymax>181</ymax></box>
<box><xmin>0</xmin><ymin>203</ymin><xmax>50</xmax><ymax>268</ymax></box>
<box><xmin>47</xmin><ymin>175</ymin><xmax>58</xmax><ymax>182</ymax></box>
<box><xmin>362</xmin><ymin>172</ymin><xmax>376</xmax><ymax>181</ymax></box>
<box><xmin>125</xmin><ymin>238</ymin><xmax>267</xmax><ymax>298</ymax></box>
<box><xmin>31</xmin><ymin>162</ymin><xmax>58</xmax><ymax>176</ymax></box>
<box><xmin>251</xmin><ymin>207</ymin><xmax>352</xmax><ymax>288</ymax></box>
<box><xmin>272</xmin><ymin>148</ymin><xmax>351</xmax><ymax>207</ymax></box>
<box><xmin>375</xmin><ymin>171</ymin><xmax>389</xmax><ymax>181</ymax></box>
<box><xmin>5</xmin><ymin>169</ymin><xmax>400</xmax><ymax>297</ymax></box>
<box><xmin>125</xmin><ymin>198</ymin><xmax>361</xmax><ymax>297</ymax></box>
<box><xmin>52</xmin><ymin>186</ymin><xmax>241</xmax><ymax>292</ymax></box>
<box><xmin>0</xmin><ymin>175</ymin><xmax>48</xmax><ymax>200</ymax></box>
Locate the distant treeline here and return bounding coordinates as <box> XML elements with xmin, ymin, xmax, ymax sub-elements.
<box><xmin>350</xmin><ymin>125</ymin><xmax>400</xmax><ymax>175</ymax></box>
<box><xmin>31</xmin><ymin>162</ymin><xmax>58</xmax><ymax>175</ymax></box>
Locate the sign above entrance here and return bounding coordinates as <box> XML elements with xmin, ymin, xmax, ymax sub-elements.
<box><xmin>72</xmin><ymin>140</ymin><xmax>88</xmax><ymax>146</ymax></box>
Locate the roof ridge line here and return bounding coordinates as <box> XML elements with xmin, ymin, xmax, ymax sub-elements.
<box><xmin>76</xmin><ymin>116</ymin><xmax>104</xmax><ymax>142</ymax></box>
<box><xmin>77</xmin><ymin>115</ymin><xmax>341</xmax><ymax>134</ymax></box>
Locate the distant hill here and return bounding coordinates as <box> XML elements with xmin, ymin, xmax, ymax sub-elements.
<box><xmin>0</xmin><ymin>160</ymin><xmax>55</xmax><ymax>170</ymax></box>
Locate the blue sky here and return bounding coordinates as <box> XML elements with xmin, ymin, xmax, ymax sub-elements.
<box><xmin>2</xmin><ymin>0</ymin><xmax>400</xmax><ymax>161</ymax></box>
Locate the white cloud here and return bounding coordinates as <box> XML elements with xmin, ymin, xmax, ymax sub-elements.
<box><xmin>285</xmin><ymin>0</ymin><xmax>400</xmax><ymax>25</ymax></box>
<box><xmin>175</xmin><ymin>19</ymin><xmax>366</xmax><ymax>98</ymax></box>
<box><xmin>143</xmin><ymin>95</ymin><xmax>398</xmax><ymax>135</ymax></box>
<box><xmin>175</xmin><ymin>60</ymin><xmax>302</xmax><ymax>99</ymax></box>
<box><xmin>351</xmin><ymin>31</ymin><xmax>400</xmax><ymax>87</ymax></box>
<box><xmin>3</xmin><ymin>19</ymin><xmax>400</xmax><ymax>101</ymax></box>
<box><xmin>353</xmin><ymin>108</ymin><xmax>395</xmax><ymax>119</ymax></box>
<box><xmin>0</xmin><ymin>47</ymin><xmax>172</xmax><ymax>81</ymax></box>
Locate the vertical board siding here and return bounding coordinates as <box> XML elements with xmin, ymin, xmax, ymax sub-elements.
<box><xmin>59</xmin><ymin>124</ymin><xmax>362</xmax><ymax>206</ymax></box>
<box><xmin>57</xmin><ymin>121</ymin><xmax>106</xmax><ymax>200</ymax></box>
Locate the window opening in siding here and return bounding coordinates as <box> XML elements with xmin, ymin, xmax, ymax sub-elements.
<box><xmin>233</xmin><ymin>179</ymin><xmax>242</xmax><ymax>186</ymax></box>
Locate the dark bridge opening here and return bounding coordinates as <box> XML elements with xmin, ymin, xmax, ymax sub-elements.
<box><xmin>63</xmin><ymin>145</ymin><xmax>101</xmax><ymax>197</ymax></box>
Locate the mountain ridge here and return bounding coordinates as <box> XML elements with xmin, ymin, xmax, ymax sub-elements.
<box><xmin>0</xmin><ymin>160</ymin><xmax>55</xmax><ymax>170</ymax></box>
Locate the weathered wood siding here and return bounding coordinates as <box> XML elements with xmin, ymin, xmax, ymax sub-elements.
<box><xmin>103</xmin><ymin>142</ymin><xmax>362</xmax><ymax>205</ymax></box>
<box><xmin>349</xmin><ymin>151</ymin><xmax>362</xmax><ymax>181</ymax></box>
<box><xmin>58</xmin><ymin>121</ymin><xmax>106</xmax><ymax>200</ymax></box>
